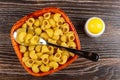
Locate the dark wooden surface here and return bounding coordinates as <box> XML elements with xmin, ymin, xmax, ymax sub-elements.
<box><xmin>0</xmin><ymin>0</ymin><xmax>120</xmax><ymax>80</ymax></box>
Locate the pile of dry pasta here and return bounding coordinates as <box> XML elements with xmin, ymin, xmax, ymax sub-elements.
<box><xmin>16</xmin><ymin>12</ymin><xmax>77</xmax><ymax>73</ymax></box>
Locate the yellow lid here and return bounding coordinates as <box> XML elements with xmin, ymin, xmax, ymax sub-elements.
<box><xmin>87</xmin><ymin>17</ymin><xmax>104</xmax><ymax>34</ymax></box>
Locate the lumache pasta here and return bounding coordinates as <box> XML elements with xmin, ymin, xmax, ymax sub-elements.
<box><xmin>32</xmin><ymin>64</ymin><xmax>39</xmax><ymax>73</ymax></box>
<box><xmin>49</xmin><ymin>61</ymin><xmax>59</xmax><ymax>69</ymax></box>
<box><xmin>16</xmin><ymin>12</ymin><xmax>77</xmax><ymax>73</ymax></box>
<box><xmin>40</xmin><ymin>64</ymin><xmax>50</xmax><ymax>72</ymax></box>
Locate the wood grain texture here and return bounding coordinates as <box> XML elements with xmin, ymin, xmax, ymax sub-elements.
<box><xmin>0</xmin><ymin>0</ymin><xmax>120</xmax><ymax>80</ymax></box>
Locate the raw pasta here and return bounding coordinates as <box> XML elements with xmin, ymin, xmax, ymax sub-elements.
<box><xmin>54</xmin><ymin>52</ymin><xmax>61</xmax><ymax>59</ymax></box>
<box><xmin>49</xmin><ymin>19</ymin><xmax>56</xmax><ymax>27</ymax></box>
<box><xmin>19</xmin><ymin>45</ymin><xmax>27</xmax><ymax>53</ymax></box>
<box><xmin>40</xmin><ymin>32</ymin><xmax>49</xmax><ymax>40</ymax></box>
<box><xmin>35</xmin><ymin>45</ymin><xmax>41</xmax><ymax>52</ymax></box>
<box><xmin>41</xmin><ymin>54</ymin><xmax>49</xmax><ymax>64</ymax></box>
<box><xmin>46</xmin><ymin>28</ymin><xmax>53</xmax><ymax>37</ymax></box>
<box><xmin>24</xmin><ymin>33</ymin><xmax>33</xmax><ymax>45</ymax></box>
<box><xmin>60</xmin><ymin>35</ymin><xmax>67</xmax><ymax>42</ymax></box>
<box><xmin>25</xmin><ymin>59</ymin><xmax>34</xmax><ymax>68</ymax></box>
<box><xmin>22</xmin><ymin>57</ymin><xmax>29</xmax><ymax>63</ymax></box>
<box><xmin>35</xmin><ymin>60</ymin><xmax>42</xmax><ymax>66</ymax></box>
<box><xmin>67</xmin><ymin>41</ymin><xmax>76</xmax><ymax>49</ymax></box>
<box><xmin>29</xmin><ymin>50</ymin><xmax>37</xmax><ymax>59</ymax></box>
<box><xmin>28</xmin><ymin>46</ymin><xmax>35</xmax><ymax>51</ymax></box>
<box><xmin>61</xmin><ymin>23</ymin><xmax>69</xmax><ymax>33</ymax></box>
<box><xmin>41</xmin><ymin>45</ymin><xmax>49</xmax><ymax>53</ymax></box>
<box><xmin>30</xmin><ymin>36</ymin><xmax>39</xmax><ymax>45</ymax></box>
<box><xmin>26</xmin><ymin>18</ymin><xmax>35</xmax><ymax>27</ymax></box>
<box><xmin>32</xmin><ymin>64</ymin><xmax>39</xmax><ymax>73</ymax></box>
<box><xmin>38</xmin><ymin>16</ymin><xmax>44</xmax><ymax>26</ymax></box>
<box><xmin>17</xmin><ymin>32</ymin><xmax>26</xmax><ymax>43</ymax></box>
<box><xmin>53</xmin><ymin>13</ymin><xmax>61</xmax><ymax>21</ymax></box>
<box><xmin>34</xmin><ymin>19</ymin><xmax>40</xmax><ymax>27</ymax></box>
<box><xmin>40</xmin><ymin>64</ymin><xmax>50</xmax><ymax>72</ymax></box>
<box><xmin>59</xmin><ymin>55</ymin><xmax>68</xmax><ymax>64</ymax></box>
<box><xmin>49</xmin><ymin>61</ymin><xmax>59</xmax><ymax>69</ymax></box>
<box><xmin>48</xmin><ymin>46</ymin><xmax>54</xmax><ymax>55</ymax></box>
<box><xmin>35</xmin><ymin>28</ymin><xmax>42</xmax><ymax>35</ymax></box>
<box><xmin>22</xmin><ymin>23</ymin><xmax>27</xmax><ymax>29</ymax></box>
<box><xmin>17</xmin><ymin>12</ymin><xmax>77</xmax><ymax>73</ymax></box>
<box><xmin>43</xmin><ymin>12</ymin><xmax>51</xmax><ymax>20</ymax></box>
<box><xmin>23</xmin><ymin>51</ymin><xmax>29</xmax><ymax>57</ymax></box>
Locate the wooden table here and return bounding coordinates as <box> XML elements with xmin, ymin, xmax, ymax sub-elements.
<box><xmin>0</xmin><ymin>0</ymin><xmax>120</xmax><ymax>80</ymax></box>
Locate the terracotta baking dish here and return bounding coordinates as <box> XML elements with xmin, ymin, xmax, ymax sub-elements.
<box><xmin>10</xmin><ymin>7</ymin><xmax>81</xmax><ymax>76</ymax></box>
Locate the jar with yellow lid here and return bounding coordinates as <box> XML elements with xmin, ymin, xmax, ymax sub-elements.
<box><xmin>85</xmin><ymin>17</ymin><xmax>105</xmax><ymax>37</ymax></box>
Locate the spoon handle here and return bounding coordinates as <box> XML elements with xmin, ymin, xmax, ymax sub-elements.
<box><xmin>47</xmin><ymin>42</ymin><xmax>99</xmax><ymax>61</ymax></box>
